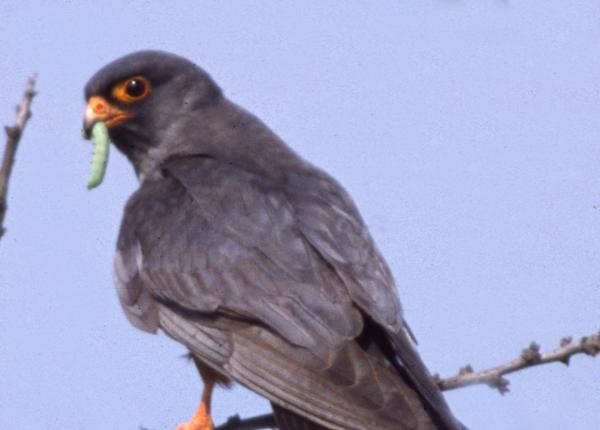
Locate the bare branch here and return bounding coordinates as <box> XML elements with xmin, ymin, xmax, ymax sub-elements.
<box><xmin>138</xmin><ymin>414</ymin><xmax>276</xmax><ymax>430</ymax></box>
<box><xmin>0</xmin><ymin>74</ymin><xmax>37</xmax><ymax>240</ymax></box>
<box><xmin>435</xmin><ymin>331</ymin><xmax>600</xmax><ymax>393</ymax></box>
<box><xmin>215</xmin><ymin>413</ymin><xmax>277</xmax><ymax>430</ymax></box>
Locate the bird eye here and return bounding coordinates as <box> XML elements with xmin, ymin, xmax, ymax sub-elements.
<box><xmin>126</xmin><ymin>79</ymin><xmax>146</xmax><ymax>98</ymax></box>
<box><xmin>112</xmin><ymin>76</ymin><xmax>151</xmax><ymax>103</ymax></box>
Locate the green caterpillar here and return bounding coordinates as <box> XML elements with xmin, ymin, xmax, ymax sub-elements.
<box><xmin>86</xmin><ymin>121</ymin><xmax>110</xmax><ymax>189</ymax></box>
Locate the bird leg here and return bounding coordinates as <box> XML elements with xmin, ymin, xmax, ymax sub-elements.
<box><xmin>176</xmin><ymin>378</ymin><xmax>215</xmax><ymax>430</ymax></box>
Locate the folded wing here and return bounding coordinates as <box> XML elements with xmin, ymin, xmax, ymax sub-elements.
<box><xmin>114</xmin><ymin>155</ymin><xmax>458</xmax><ymax>430</ymax></box>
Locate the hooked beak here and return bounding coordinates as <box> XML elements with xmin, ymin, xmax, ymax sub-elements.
<box><xmin>83</xmin><ymin>96</ymin><xmax>131</xmax><ymax>139</ymax></box>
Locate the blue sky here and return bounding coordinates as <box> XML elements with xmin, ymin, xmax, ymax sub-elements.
<box><xmin>1</xmin><ymin>1</ymin><xmax>599</xmax><ymax>429</ymax></box>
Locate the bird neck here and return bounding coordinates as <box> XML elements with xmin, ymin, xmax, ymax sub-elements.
<box><xmin>127</xmin><ymin>98</ymin><xmax>308</xmax><ymax>184</ymax></box>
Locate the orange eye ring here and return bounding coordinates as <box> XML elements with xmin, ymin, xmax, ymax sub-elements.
<box><xmin>112</xmin><ymin>76</ymin><xmax>151</xmax><ymax>103</ymax></box>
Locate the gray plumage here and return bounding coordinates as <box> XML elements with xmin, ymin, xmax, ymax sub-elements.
<box><xmin>85</xmin><ymin>50</ymin><xmax>462</xmax><ymax>430</ymax></box>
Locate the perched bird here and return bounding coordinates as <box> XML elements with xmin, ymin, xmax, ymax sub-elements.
<box><xmin>83</xmin><ymin>51</ymin><xmax>462</xmax><ymax>430</ymax></box>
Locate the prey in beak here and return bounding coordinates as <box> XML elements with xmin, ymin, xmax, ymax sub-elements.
<box><xmin>83</xmin><ymin>96</ymin><xmax>131</xmax><ymax>139</ymax></box>
<box><xmin>82</xmin><ymin>96</ymin><xmax>127</xmax><ymax>189</ymax></box>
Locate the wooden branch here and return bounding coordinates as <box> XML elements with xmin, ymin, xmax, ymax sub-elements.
<box><xmin>138</xmin><ymin>414</ymin><xmax>276</xmax><ymax>430</ymax></box>
<box><xmin>435</xmin><ymin>331</ymin><xmax>600</xmax><ymax>393</ymax></box>
<box><xmin>139</xmin><ymin>330</ymin><xmax>599</xmax><ymax>430</ymax></box>
<box><xmin>215</xmin><ymin>413</ymin><xmax>277</xmax><ymax>430</ymax></box>
<box><xmin>0</xmin><ymin>74</ymin><xmax>37</xmax><ymax>240</ymax></box>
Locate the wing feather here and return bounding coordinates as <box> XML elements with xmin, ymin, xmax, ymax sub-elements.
<box><xmin>115</xmin><ymin>155</ymin><xmax>458</xmax><ymax>429</ymax></box>
<box><xmin>158</xmin><ymin>305</ymin><xmax>430</xmax><ymax>430</ymax></box>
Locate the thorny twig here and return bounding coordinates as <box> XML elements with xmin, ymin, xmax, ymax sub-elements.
<box><xmin>142</xmin><ymin>330</ymin><xmax>600</xmax><ymax>430</ymax></box>
<box><xmin>0</xmin><ymin>74</ymin><xmax>37</xmax><ymax>240</ymax></box>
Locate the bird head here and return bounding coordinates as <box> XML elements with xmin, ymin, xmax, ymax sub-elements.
<box><xmin>83</xmin><ymin>50</ymin><xmax>222</xmax><ymax>174</ymax></box>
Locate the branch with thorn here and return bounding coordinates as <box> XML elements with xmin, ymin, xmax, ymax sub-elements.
<box><xmin>0</xmin><ymin>74</ymin><xmax>37</xmax><ymax>241</ymax></box>
<box><xmin>141</xmin><ymin>330</ymin><xmax>599</xmax><ymax>430</ymax></box>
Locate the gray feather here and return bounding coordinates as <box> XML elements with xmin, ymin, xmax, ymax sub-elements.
<box><xmin>86</xmin><ymin>50</ymin><xmax>464</xmax><ymax>430</ymax></box>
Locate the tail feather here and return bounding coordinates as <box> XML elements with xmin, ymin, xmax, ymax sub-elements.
<box><xmin>272</xmin><ymin>403</ymin><xmax>331</xmax><ymax>430</ymax></box>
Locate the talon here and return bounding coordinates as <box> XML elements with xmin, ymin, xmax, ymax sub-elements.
<box><xmin>176</xmin><ymin>401</ymin><xmax>213</xmax><ymax>430</ymax></box>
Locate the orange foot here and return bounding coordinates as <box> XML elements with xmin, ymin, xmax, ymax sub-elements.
<box><xmin>176</xmin><ymin>401</ymin><xmax>213</xmax><ymax>430</ymax></box>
